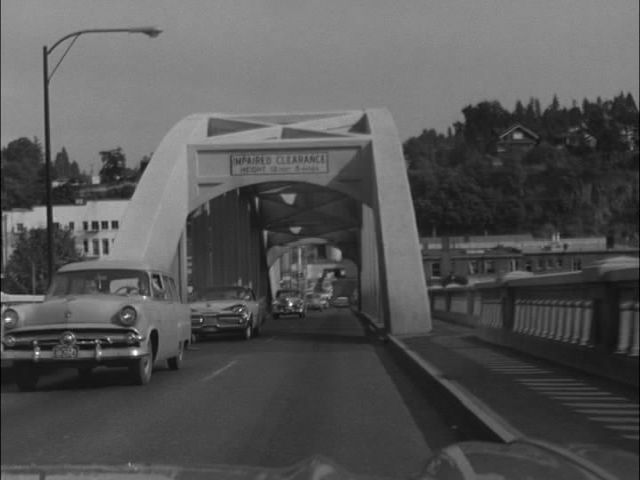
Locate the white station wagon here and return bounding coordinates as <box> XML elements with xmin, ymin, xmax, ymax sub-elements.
<box><xmin>1</xmin><ymin>260</ymin><xmax>191</xmax><ymax>390</ymax></box>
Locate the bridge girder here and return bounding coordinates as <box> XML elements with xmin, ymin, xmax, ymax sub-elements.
<box><xmin>111</xmin><ymin>109</ymin><xmax>431</xmax><ymax>334</ymax></box>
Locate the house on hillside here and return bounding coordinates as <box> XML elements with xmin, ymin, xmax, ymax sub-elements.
<box><xmin>619</xmin><ymin>125</ymin><xmax>639</xmax><ymax>152</ymax></box>
<box><xmin>495</xmin><ymin>123</ymin><xmax>540</xmax><ymax>162</ymax></box>
<box><xmin>563</xmin><ymin>124</ymin><xmax>597</xmax><ymax>151</ymax></box>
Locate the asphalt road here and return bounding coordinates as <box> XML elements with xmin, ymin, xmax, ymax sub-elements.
<box><xmin>1</xmin><ymin>309</ymin><xmax>460</xmax><ymax>478</ymax></box>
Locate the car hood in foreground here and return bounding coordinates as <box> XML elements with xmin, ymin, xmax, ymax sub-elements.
<box><xmin>0</xmin><ymin>456</ymin><xmax>389</xmax><ymax>480</ymax></box>
<box><xmin>1</xmin><ymin>443</ymin><xmax>637</xmax><ymax>480</ymax></box>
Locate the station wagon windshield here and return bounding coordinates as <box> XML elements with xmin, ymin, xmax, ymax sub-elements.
<box><xmin>47</xmin><ymin>269</ymin><xmax>150</xmax><ymax>297</ymax></box>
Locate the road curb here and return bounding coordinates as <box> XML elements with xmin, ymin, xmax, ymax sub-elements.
<box><xmin>357</xmin><ymin>312</ymin><xmax>525</xmax><ymax>444</ymax></box>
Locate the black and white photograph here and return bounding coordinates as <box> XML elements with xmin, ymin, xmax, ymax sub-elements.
<box><xmin>1</xmin><ymin>1</ymin><xmax>638</xmax><ymax>478</ymax></box>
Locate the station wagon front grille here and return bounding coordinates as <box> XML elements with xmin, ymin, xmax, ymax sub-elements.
<box><xmin>3</xmin><ymin>328</ymin><xmax>138</xmax><ymax>350</ymax></box>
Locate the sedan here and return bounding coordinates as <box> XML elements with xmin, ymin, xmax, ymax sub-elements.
<box><xmin>272</xmin><ymin>289</ymin><xmax>306</xmax><ymax>319</ymax></box>
<box><xmin>305</xmin><ymin>292</ymin><xmax>329</xmax><ymax>310</ymax></box>
<box><xmin>190</xmin><ymin>286</ymin><xmax>266</xmax><ymax>340</ymax></box>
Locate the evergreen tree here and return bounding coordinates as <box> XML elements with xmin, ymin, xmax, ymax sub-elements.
<box><xmin>1</xmin><ymin>137</ymin><xmax>45</xmax><ymax>209</ymax></box>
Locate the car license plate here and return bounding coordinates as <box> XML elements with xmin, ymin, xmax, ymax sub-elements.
<box><xmin>53</xmin><ymin>345</ymin><xmax>79</xmax><ymax>359</ymax></box>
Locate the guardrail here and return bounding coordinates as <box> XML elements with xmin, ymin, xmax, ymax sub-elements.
<box><xmin>429</xmin><ymin>257</ymin><xmax>639</xmax><ymax>386</ymax></box>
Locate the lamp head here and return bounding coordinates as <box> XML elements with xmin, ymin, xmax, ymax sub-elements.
<box><xmin>133</xmin><ymin>27</ymin><xmax>162</xmax><ymax>38</ymax></box>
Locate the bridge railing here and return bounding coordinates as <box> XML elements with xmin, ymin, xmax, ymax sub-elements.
<box><xmin>429</xmin><ymin>257</ymin><xmax>639</xmax><ymax>385</ymax></box>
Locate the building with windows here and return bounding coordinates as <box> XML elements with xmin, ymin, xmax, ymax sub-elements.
<box><xmin>495</xmin><ymin>123</ymin><xmax>540</xmax><ymax>161</ymax></box>
<box><xmin>1</xmin><ymin>199</ymin><xmax>129</xmax><ymax>268</ymax></box>
<box><xmin>421</xmin><ymin>234</ymin><xmax>639</xmax><ymax>286</ymax></box>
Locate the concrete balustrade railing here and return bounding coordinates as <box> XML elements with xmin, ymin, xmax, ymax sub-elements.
<box><xmin>429</xmin><ymin>257</ymin><xmax>639</xmax><ymax>365</ymax></box>
<box><xmin>617</xmin><ymin>301</ymin><xmax>639</xmax><ymax>356</ymax></box>
<box><xmin>512</xmin><ymin>298</ymin><xmax>594</xmax><ymax>345</ymax></box>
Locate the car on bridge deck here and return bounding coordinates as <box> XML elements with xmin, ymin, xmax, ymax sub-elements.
<box><xmin>189</xmin><ymin>285</ymin><xmax>266</xmax><ymax>340</ymax></box>
<box><xmin>305</xmin><ymin>292</ymin><xmax>329</xmax><ymax>310</ymax></box>
<box><xmin>331</xmin><ymin>295</ymin><xmax>351</xmax><ymax>308</ymax></box>
<box><xmin>272</xmin><ymin>289</ymin><xmax>306</xmax><ymax>319</ymax></box>
<box><xmin>0</xmin><ymin>260</ymin><xmax>191</xmax><ymax>390</ymax></box>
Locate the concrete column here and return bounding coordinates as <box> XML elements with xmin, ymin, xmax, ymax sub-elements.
<box><xmin>367</xmin><ymin>109</ymin><xmax>431</xmax><ymax>334</ymax></box>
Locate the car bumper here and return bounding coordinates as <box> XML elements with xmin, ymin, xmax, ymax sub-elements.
<box><xmin>1</xmin><ymin>344</ymin><xmax>150</xmax><ymax>365</ymax></box>
<box><xmin>192</xmin><ymin>324</ymin><xmax>247</xmax><ymax>335</ymax></box>
<box><xmin>273</xmin><ymin>305</ymin><xmax>305</xmax><ymax>313</ymax></box>
<box><xmin>191</xmin><ymin>315</ymin><xmax>249</xmax><ymax>335</ymax></box>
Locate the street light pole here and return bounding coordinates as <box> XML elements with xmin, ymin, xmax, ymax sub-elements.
<box><xmin>42</xmin><ymin>26</ymin><xmax>161</xmax><ymax>285</ymax></box>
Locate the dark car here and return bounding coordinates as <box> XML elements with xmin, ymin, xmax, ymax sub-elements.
<box><xmin>272</xmin><ymin>289</ymin><xmax>306</xmax><ymax>319</ymax></box>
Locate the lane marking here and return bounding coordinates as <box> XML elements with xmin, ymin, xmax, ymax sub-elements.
<box><xmin>576</xmin><ymin>409</ymin><xmax>639</xmax><ymax>415</ymax></box>
<box><xmin>518</xmin><ymin>379</ymin><xmax>584</xmax><ymax>384</ymax></box>
<box><xmin>525</xmin><ymin>386</ymin><xmax>600</xmax><ymax>391</ymax></box>
<box><xmin>587</xmin><ymin>417</ymin><xmax>639</xmax><ymax>423</ymax></box>
<box><xmin>551</xmin><ymin>395</ymin><xmax>629</xmax><ymax>401</ymax></box>
<box><xmin>202</xmin><ymin>360</ymin><xmax>237</xmax><ymax>382</ymax></box>
<box><xmin>608</xmin><ymin>425</ymin><xmax>640</xmax><ymax>431</ymax></box>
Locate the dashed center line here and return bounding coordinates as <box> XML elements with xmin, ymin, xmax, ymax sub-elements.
<box><xmin>202</xmin><ymin>360</ymin><xmax>237</xmax><ymax>381</ymax></box>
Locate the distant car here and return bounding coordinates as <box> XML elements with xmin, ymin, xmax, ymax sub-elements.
<box><xmin>305</xmin><ymin>292</ymin><xmax>329</xmax><ymax>310</ymax></box>
<box><xmin>331</xmin><ymin>295</ymin><xmax>351</xmax><ymax>308</ymax></box>
<box><xmin>190</xmin><ymin>286</ymin><xmax>266</xmax><ymax>340</ymax></box>
<box><xmin>0</xmin><ymin>260</ymin><xmax>191</xmax><ymax>390</ymax></box>
<box><xmin>272</xmin><ymin>289</ymin><xmax>306</xmax><ymax>319</ymax></box>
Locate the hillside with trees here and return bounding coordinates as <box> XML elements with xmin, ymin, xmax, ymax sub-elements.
<box><xmin>0</xmin><ymin>139</ymin><xmax>149</xmax><ymax>207</ymax></box>
<box><xmin>404</xmin><ymin>93</ymin><xmax>639</xmax><ymax>245</ymax></box>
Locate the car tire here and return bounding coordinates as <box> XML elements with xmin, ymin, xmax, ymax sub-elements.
<box><xmin>243</xmin><ymin>322</ymin><xmax>253</xmax><ymax>340</ymax></box>
<box><xmin>129</xmin><ymin>341</ymin><xmax>153</xmax><ymax>385</ymax></box>
<box><xmin>14</xmin><ymin>363</ymin><xmax>39</xmax><ymax>391</ymax></box>
<box><xmin>167</xmin><ymin>341</ymin><xmax>184</xmax><ymax>370</ymax></box>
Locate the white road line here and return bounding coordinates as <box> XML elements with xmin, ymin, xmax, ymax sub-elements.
<box><xmin>564</xmin><ymin>403</ymin><xmax>639</xmax><ymax>408</ymax></box>
<box><xmin>576</xmin><ymin>409</ymin><xmax>639</xmax><ymax>415</ymax></box>
<box><xmin>623</xmin><ymin>435</ymin><xmax>639</xmax><ymax>440</ymax></box>
<box><xmin>518</xmin><ymin>379</ymin><xmax>583</xmax><ymax>384</ymax></box>
<box><xmin>202</xmin><ymin>360</ymin><xmax>237</xmax><ymax>382</ymax></box>
<box><xmin>608</xmin><ymin>425</ymin><xmax>640</xmax><ymax>431</ymax></box>
<box><xmin>587</xmin><ymin>417</ymin><xmax>639</xmax><ymax>423</ymax></box>
<box><xmin>526</xmin><ymin>386</ymin><xmax>600</xmax><ymax>391</ymax></box>
<box><xmin>551</xmin><ymin>395</ymin><xmax>629</xmax><ymax>401</ymax></box>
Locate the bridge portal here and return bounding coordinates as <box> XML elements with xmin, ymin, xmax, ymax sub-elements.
<box><xmin>111</xmin><ymin>109</ymin><xmax>431</xmax><ymax>334</ymax></box>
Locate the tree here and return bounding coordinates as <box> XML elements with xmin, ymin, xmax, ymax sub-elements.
<box><xmin>53</xmin><ymin>147</ymin><xmax>71</xmax><ymax>180</ymax></box>
<box><xmin>1</xmin><ymin>137</ymin><xmax>45</xmax><ymax>209</ymax></box>
<box><xmin>3</xmin><ymin>227</ymin><xmax>83</xmax><ymax>294</ymax></box>
<box><xmin>98</xmin><ymin>147</ymin><xmax>127</xmax><ymax>184</ymax></box>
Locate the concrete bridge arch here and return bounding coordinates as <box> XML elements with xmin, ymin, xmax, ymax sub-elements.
<box><xmin>111</xmin><ymin>109</ymin><xmax>431</xmax><ymax>334</ymax></box>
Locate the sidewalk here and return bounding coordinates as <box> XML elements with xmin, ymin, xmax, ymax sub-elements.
<box><xmin>389</xmin><ymin>319</ymin><xmax>639</xmax><ymax>455</ymax></box>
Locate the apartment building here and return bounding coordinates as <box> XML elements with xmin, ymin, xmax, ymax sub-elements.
<box><xmin>2</xmin><ymin>199</ymin><xmax>129</xmax><ymax>268</ymax></box>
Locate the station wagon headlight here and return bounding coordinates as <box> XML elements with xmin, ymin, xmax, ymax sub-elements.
<box><xmin>118</xmin><ymin>306</ymin><xmax>137</xmax><ymax>326</ymax></box>
<box><xmin>3</xmin><ymin>335</ymin><xmax>16</xmax><ymax>347</ymax></box>
<box><xmin>2</xmin><ymin>309</ymin><xmax>19</xmax><ymax>330</ymax></box>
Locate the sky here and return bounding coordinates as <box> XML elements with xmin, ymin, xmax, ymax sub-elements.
<box><xmin>1</xmin><ymin>0</ymin><xmax>638</xmax><ymax>175</ymax></box>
